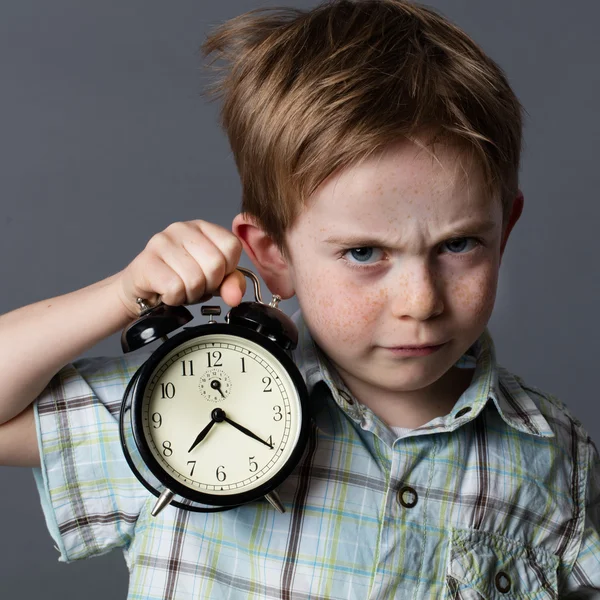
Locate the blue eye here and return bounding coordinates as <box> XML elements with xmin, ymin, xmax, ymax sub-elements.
<box><xmin>345</xmin><ymin>247</ymin><xmax>384</xmax><ymax>264</ymax></box>
<box><xmin>443</xmin><ymin>237</ymin><xmax>480</xmax><ymax>254</ymax></box>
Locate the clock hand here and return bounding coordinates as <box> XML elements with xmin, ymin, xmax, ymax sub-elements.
<box><xmin>188</xmin><ymin>408</ymin><xmax>227</xmax><ymax>453</ymax></box>
<box><xmin>188</xmin><ymin>418</ymin><xmax>217</xmax><ymax>453</ymax></box>
<box><xmin>223</xmin><ymin>415</ymin><xmax>274</xmax><ymax>449</ymax></box>
<box><xmin>210</xmin><ymin>379</ymin><xmax>225</xmax><ymax>398</ymax></box>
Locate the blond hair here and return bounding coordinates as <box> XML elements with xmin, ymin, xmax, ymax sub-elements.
<box><xmin>202</xmin><ymin>0</ymin><xmax>523</xmax><ymax>249</ymax></box>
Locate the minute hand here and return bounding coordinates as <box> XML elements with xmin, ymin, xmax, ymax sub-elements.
<box><xmin>223</xmin><ymin>416</ymin><xmax>274</xmax><ymax>449</ymax></box>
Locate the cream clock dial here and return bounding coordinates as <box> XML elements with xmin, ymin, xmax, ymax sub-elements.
<box><xmin>142</xmin><ymin>334</ymin><xmax>302</xmax><ymax>495</ymax></box>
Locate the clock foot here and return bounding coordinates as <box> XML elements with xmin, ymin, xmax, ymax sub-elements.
<box><xmin>152</xmin><ymin>488</ymin><xmax>175</xmax><ymax>517</ymax></box>
<box><xmin>264</xmin><ymin>491</ymin><xmax>285</xmax><ymax>513</ymax></box>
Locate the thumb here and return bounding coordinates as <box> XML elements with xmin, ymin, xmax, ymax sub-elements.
<box><xmin>219</xmin><ymin>269</ymin><xmax>247</xmax><ymax>306</ymax></box>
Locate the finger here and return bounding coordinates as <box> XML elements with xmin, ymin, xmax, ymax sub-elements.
<box><xmin>164</xmin><ymin>223</ymin><xmax>232</xmax><ymax>296</ymax></box>
<box><xmin>188</xmin><ymin>220</ymin><xmax>243</xmax><ymax>276</ymax></box>
<box><xmin>155</xmin><ymin>240</ymin><xmax>211</xmax><ymax>305</ymax></box>
<box><xmin>219</xmin><ymin>270</ymin><xmax>247</xmax><ymax>306</ymax></box>
<box><xmin>131</xmin><ymin>254</ymin><xmax>187</xmax><ymax>307</ymax></box>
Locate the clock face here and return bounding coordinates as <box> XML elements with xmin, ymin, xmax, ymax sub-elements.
<box><xmin>139</xmin><ymin>332</ymin><xmax>303</xmax><ymax>498</ymax></box>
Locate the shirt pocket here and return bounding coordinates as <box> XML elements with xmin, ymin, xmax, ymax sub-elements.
<box><xmin>445</xmin><ymin>528</ymin><xmax>559</xmax><ymax>600</ymax></box>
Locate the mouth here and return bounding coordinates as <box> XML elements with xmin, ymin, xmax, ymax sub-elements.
<box><xmin>384</xmin><ymin>342</ymin><xmax>447</xmax><ymax>356</ymax></box>
<box><xmin>390</xmin><ymin>341</ymin><xmax>447</xmax><ymax>350</ymax></box>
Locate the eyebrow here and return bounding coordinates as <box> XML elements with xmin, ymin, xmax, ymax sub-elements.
<box><xmin>323</xmin><ymin>219</ymin><xmax>498</xmax><ymax>247</ymax></box>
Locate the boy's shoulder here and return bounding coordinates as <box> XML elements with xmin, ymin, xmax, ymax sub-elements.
<box><xmin>40</xmin><ymin>353</ymin><xmax>151</xmax><ymax>418</ymax></box>
<box><xmin>497</xmin><ymin>364</ymin><xmax>597</xmax><ymax>459</ymax></box>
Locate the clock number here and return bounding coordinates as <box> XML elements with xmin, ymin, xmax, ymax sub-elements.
<box><xmin>162</xmin><ymin>441</ymin><xmax>173</xmax><ymax>457</ymax></box>
<box><xmin>216</xmin><ymin>465</ymin><xmax>226</xmax><ymax>482</ymax></box>
<box><xmin>267</xmin><ymin>435</ymin><xmax>273</xmax><ymax>448</ymax></box>
<box><xmin>263</xmin><ymin>376</ymin><xmax>273</xmax><ymax>392</ymax></box>
<box><xmin>151</xmin><ymin>412</ymin><xmax>162</xmax><ymax>429</ymax></box>
<box><xmin>187</xmin><ymin>461</ymin><xmax>196</xmax><ymax>476</ymax></box>
<box><xmin>160</xmin><ymin>383</ymin><xmax>175</xmax><ymax>399</ymax></box>
<box><xmin>241</xmin><ymin>357</ymin><xmax>246</xmax><ymax>373</ymax></box>
<box><xmin>181</xmin><ymin>360</ymin><xmax>194</xmax><ymax>376</ymax></box>
<box><xmin>207</xmin><ymin>351</ymin><xmax>223</xmax><ymax>368</ymax></box>
<box><xmin>273</xmin><ymin>406</ymin><xmax>283</xmax><ymax>421</ymax></box>
<box><xmin>249</xmin><ymin>457</ymin><xmax>258</xmax><ymax>472</ymax></box>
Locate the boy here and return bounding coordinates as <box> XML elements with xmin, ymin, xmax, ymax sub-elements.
<box><xmin>1</xmin><ymin>1</ymin><xmax>599</xmax><ymax>598</ymax></box>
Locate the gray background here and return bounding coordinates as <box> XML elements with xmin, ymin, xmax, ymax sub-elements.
<box><xmin>0</xmin><ymin>0</ymin><xmax>598</xmax><ymax>597</ymax></box>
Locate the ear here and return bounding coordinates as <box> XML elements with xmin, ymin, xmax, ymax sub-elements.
<box><xmin>232</xmin><ymin>213</ymin><xmax>295</xmax><ymax>299</ymax></box>
<box><xmin>500</xmin><ymin>189</ymin><xmax>524</xmax><ymax>259</ymax></box>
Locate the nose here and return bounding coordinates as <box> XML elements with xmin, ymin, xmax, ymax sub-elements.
<box><xmin>388</xmin><ymin>261</ymin><xmax>444</xmax><ymax>321</ymax></box>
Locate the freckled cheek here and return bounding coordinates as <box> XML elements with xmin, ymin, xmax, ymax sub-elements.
<box><xmin>296</xmin><ymin>271</ymin><xmax>387</xmax><ymax>344</ymax></box>
<box><xmin>446</xmin><ymin>267</ymin><xmax>498</xmax><ymax>321</ymax></box>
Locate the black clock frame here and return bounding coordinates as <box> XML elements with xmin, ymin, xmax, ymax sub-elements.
<box><xmin>124</xmin><ymin>321</ymin><xmax>310</xmax><ymax>509</ymax></box>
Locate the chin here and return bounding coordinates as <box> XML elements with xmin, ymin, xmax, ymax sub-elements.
<box><xmin>361</xmin><ymin>368</ymin><xmax>444</xmax><ymax>390</ymax></box>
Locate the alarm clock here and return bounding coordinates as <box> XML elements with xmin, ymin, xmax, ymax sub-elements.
<box><xmin>119</xmin><ymin>268</ymin><xmax>310</xmax><ymax>517</ymax></box>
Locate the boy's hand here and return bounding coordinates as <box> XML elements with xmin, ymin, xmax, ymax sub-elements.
<box><xmin>116</xmin><ymin>220</ymin><xmax>246</xmax><ymax>319</ymax></box>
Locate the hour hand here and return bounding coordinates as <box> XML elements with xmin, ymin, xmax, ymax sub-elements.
<box><xmin>223</xmin><ymin>416</ymin><xmax>273</xmax><ymax>449</ymax></box>
<box><xmin>188</xmin><ymin>418</ymin><xmax>216</xmax><ymax>453</ymax></box>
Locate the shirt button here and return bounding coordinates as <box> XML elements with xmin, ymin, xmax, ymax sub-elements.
<box><xmin>398</xmin><ymin>486</ymin><xmax>418</xmax><ymax>508</ymax></box>
<box><xmin>495</xmin><ymin>571</ymin><xmax>511</xmax><ymax>593</ymax></box>
<box><xmin>337</xmin><ymin>388</ymin><xmax>354</xmax><ymax>405</ymax></box>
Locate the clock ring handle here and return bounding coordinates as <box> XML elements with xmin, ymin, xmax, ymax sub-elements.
<box><xmin>228</xmin><ymin>268</ymin><xmax>297</xmax><ymax>351</ymax></box>
<box><xmin>236</xmin><ymin>267</ymin><xmax>281</xmax><ymax>309</ymax></box>
<box><xmin>133</xmin><ymin>268</ymin><xmax>277</xmax><ymax>311</ymax></box>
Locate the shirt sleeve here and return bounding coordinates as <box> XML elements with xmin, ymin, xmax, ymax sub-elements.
<box><xmin>32</xmin><ymin>353</ymin><xmax>151</xmax><ymax>563</ymax></box>
<box><xmin>562</xmin><ymin>437</ymin><xmax>600</xmax><ymax>597</ymax></box>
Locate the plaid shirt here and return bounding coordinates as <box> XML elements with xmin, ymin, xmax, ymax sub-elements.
<box><xmin>33</xmin><ymin>313</ymin><xmax>600</xmax><ymax>599</ymax></box>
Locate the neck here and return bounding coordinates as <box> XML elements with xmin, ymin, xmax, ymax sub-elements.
<box><xmin>336</xmin><ymin>365</ymin><xmax>475</xmax><ymax>429</ymax></box>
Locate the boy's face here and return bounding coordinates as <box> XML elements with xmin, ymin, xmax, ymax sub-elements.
<box><xmin>276</xmin><ymin>139</ymin><xmax>521</xmax><ymax>408</ymax></box>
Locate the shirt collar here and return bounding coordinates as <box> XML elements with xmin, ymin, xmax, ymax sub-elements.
<box><xmin>291</xmin><ymin>311</ymin><xmax>554</xmax><ymax>439</ymax></box>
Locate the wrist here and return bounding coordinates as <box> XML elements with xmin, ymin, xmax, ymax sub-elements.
<box><xmin>109</xmin><ymin>271</ymin><xmax>148</xmax><ymax>322</ymax></box>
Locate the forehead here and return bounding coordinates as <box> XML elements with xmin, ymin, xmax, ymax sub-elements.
<box><xmin>297</xmin><ymin>139</ymin><xmax>499</xmax><ymax>230</ymax></box>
